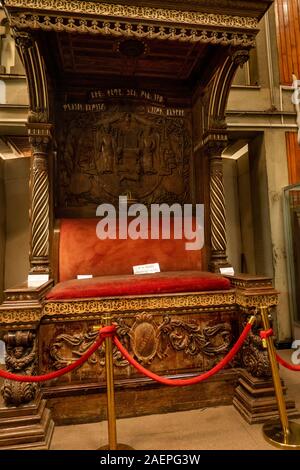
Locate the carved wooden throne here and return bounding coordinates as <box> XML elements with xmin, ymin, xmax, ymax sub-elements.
<box><xmin>42</xmin><ymin>216</ymin><xmax>236</xmax><ymax>423</ymax></box>
<box><xmin>1</xmin><ymin>0</ymin><xmax>298</xmax><ymax>450</ymax></box>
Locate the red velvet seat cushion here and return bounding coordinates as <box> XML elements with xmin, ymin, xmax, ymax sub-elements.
<box><xmin>46</xmin><ymin>271</ymin><xmax>231</xmax><ymax>300</ymax></box>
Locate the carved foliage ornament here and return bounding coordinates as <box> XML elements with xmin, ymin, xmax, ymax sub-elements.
<box><xmin>9</xmin><ymin>15</ymin><xmax>257</xmax><ymax>48</ymax></box>
<box><xmin>48</xmin><ymin>314</ymin><xmax>233</xmax><ymax>372</ymax></box>
<box><xmin>231</xmin><ymin>49</ymin><xmax>250</xmax><ymax>67</ymax></box>
<box><xmin>5</xmin><ymin>1</ymin><xmax>259</xmax><ymax>29</ymax></box>
<box><xmin>1</xmin><ymin>331</ymin><xmax>38</xmax><ymax>406</ymax></box>
<box><xmin>28</xmin><ymin>110</ymin><xmax>49</xmax><ymax>124</ymax></box>
<box><xmin>240</xmin><ymin>312</ymin><xmax>271</xmax><ymax>378</ymax></box>
<box><xmin>49</xmin><ymin>329</ymin><xmax>127</xmax><ymax>371</ymax></box>
<box><xmin>14</xmin><ymin>30</ymin><xmax>34</xmax><ymax>51</ymax></box>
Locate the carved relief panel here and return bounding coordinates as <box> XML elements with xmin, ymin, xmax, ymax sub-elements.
<box><xmin>56</xmin><ymin>97</ymin><xmax>193</xmax><ymax>214</ymax></box>
<box><xmin>39</xmin><ymin>311</ymin><xmax>236</xmax><ymax>385</ymax></box>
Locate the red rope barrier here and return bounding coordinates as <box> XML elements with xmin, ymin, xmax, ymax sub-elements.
<box><xmin>0</xmin><ymin>326</ymin><xmax>116</xmax><ymax>382</ymax></box>
<box><xmin>276</xmin><ymin>353</ymin><xmax>300</xmax><ymax>372</ymax></box>
<box><xmin>260</xmin><ymin>328</ymin><xmax>273</xmax><ymax>340</ymax></box>
<box><xmin>113</xmin><ymin>321</ymin><xmax>253</xmax><ymax>387</ymax></box>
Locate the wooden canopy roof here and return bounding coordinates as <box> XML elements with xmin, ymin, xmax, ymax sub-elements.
<box><xmin>2</xmin><ymin>0</ymin><xmax>273</xmax><ymax>93</ymax></box>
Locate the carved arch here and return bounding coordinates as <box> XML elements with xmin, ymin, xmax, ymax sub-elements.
<box><xmin>13</xmin><ymin>30</ymin><xmax>53</xmax><ymax>273</ymax></box>
<box><xmin>14</xmin><ymin>31</ymin><xmax>50</xmax><ymax>122</ymax></box>
<box><xmin>208</xmin><ymin>48</ymin><xmax>250</xmax><ymax>131</ymax></box>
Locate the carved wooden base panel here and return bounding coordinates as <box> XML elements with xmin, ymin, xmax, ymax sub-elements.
<box><xmin>0</xmin><ymin>394</ymin><xmax>54</xmax><ymax>450</ymax></box>
<box><xmin>233</xmin><ymin>370</ymin><xmax>300</xmax><ymax>424</ymax></box>
<box><xmin>43</xmin><ymin>369</ymin><xmax>238</xmax><ymax>425</ymax></box>
<box><xmin>38</xmin><ymin>309</ymin><xmax>238</xmax><ymax>423</ymax></box>
<box><xmin>39</xmin><ymin>310</ymin><xmax>237</xmax><ymax>383</ymax></box>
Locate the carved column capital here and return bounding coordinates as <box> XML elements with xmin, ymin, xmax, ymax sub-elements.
<box><xmin>230</xmin><ymin>48</ymin><xmax>250</xmax><ymax>68</ymax></box>
<box><xmin>29</xmin><ymin>134</ymin><xmax>51</xmax><ymax>158</ymax></box>
<box><xmin>1</xmin><ymin>330</ymin><xmax>38</xmax><ymax>406</ymax></box>
<box><xmin>14</xmin><ymin>31</ymin><xmax>34</xmax><ymax>52</ymax></box>
<box><xmin>27</xmin><ymin>123</ymin><xmax>52</xmax><ymax>141</ymax></box>
<box><xmin>28</xmin><ymin>110</ymin><xmax>50</xmax><ymax>124</ymax></box>
<box><xmin>203</xmin><ymin>132</ymin><xmax>228</xmax><ymax>157</ymax></box>
<box><xmin>206</xmin><ymin>142</ymin><xmax>228</xmax><ymax>161</ymax></box>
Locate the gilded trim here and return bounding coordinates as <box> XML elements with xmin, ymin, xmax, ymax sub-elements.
<box><xmin>0</xmin><ymin>292</ymin><xmax>279</xmax><ymax>325</ymax></box>
<box><xmin>0</xmin><ymin>309</ymin><xmax>42</xmax><ymax>325</ymax></box>
<box><xmin>5</xmin><ymin>0</ymin><xmax>259</xmax><ymax>29</ymax></box>
<box><xmin>43</xmin><ymin>292</ymin><xmax>237</xmax><ymax>317</ymax></box>
<box><xmin>41</xmin><ymin>305</ymin><xmax>237</xmax><ymax>323</ymax></box>
<box><xmin>236</xmin><ymin>293</ymin><xmax>279</xmax><ymax>308</ymax></box>
<box><xmin>10</xmin><ymin>14</ymin><xmax>256</xmax><ymax>47</ymax></box>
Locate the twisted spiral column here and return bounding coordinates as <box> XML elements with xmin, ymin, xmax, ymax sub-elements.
<box><xmin>29</xmin><ymin>134</ymin><xmax>51</xmax><ymax>273</ymax></box>
<box><xmin>208</xmin><ymin>143</ymin><xmax>228</xmax><ymax>272</ymax></box>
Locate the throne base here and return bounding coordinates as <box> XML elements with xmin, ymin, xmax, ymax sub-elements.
<box><xmin>0</xmin><ymin>394</ymin><xmax>54</xmax><ymax>450</ymax></box>
<box><xmin>233</xmin><ymin>370</ymin><xmax>300</xmax><ymax>424</ymax></box>
<box><xmin>43</xmin><ymin>369</ymin><xmax>238</xmax><ymax>425</ymax></box>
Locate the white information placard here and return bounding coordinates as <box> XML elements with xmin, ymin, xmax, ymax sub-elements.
<box><xmin>27</xmin><ymin>274</ymin><xmax>49</xmax><ymax>287</ymax></box>
<box><xmin>133</xmin><ymin>263</ymin><xmax>160</xmax><ymax>275</ymax></box>
<box><xmin>77</xmin><ymin>274</ymin><xmax>93</xmax><ymax>280</ymax></box>
<box><xmin>220</xmin><ymin>267</ymin><xmax>235</xmax><ymax>276</ymax></box>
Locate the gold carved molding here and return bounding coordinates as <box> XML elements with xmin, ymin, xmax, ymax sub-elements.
<box><xmin>236</xmin><ymin>293</ymin><xmax>279</xmax><ymax>308</ymax></box>
<box><xmin>43</xmin><ymin>292</ymin><xmax>237</xmax><ymax>317</ymax></box>
<box><xmin>0</xmin><ymin>292</ymin><xmax>279</xmax><ymax>325</ymax></box>
<box><xmin>5</xmin><ymin>0</ymin><xmax>259</xmax><ymax>29</ymax></box>
<box><xmin>0</xmin><ymin>309</ymin><xmax>42</xmax><ymax>325</ymax></box>
<box><xmin>9</xmin><ymin>14</ymin><xmax>257</xmax><ymax>47</ymax></box>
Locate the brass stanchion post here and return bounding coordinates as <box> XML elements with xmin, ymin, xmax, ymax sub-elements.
<box><xmin>260</xmin><ymin>306</ymin><xmax>300</xmax><ymax>449</ymax></box>
<box><xmin>94</xmin><ymin>316</ymin><xmax>133</xmax><ymax>450</ymax></box>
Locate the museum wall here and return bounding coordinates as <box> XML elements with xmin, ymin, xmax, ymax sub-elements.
<box><xmin>275</xmin><ymin>0</ymin><xmax>300</xmax><ymax>86</ymax></box>
<box><xmin>286</xmin><ymin>132</ymin><xmax>300</xmax><ymax>185</ymax></box>
<box><xmin>223</xmin><ymin>152</ymin><xmax>256</xmax><ymax>276</ymax></box>
<box><xmin>263</xmin><ymin>130</ymin><xmax>291</xmax><ymax>342</ymax></box>
<box><xmin>223</xmin><ymin>158</ymin><xmax>242</xmax><ymax>273</ymax></box>
<box><xmin>3</xmin><ymin>157</ymin><xmax>30</xmax><ymax>289</ymax></box>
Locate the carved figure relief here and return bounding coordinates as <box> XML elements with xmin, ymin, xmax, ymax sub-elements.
<box><xmin>96</xmin><ymin>124</ymin><xmax>115</xmax><ymax>174</ymax></box>
<box><xmin>57</xmin><ymin>101</ymin><xmax>192</xmax><ymax>211</ymax></box>
<box><xmin>141</xmin><ymin>126</ymin><xmax>158</xmax><ymax>175</ymax></box>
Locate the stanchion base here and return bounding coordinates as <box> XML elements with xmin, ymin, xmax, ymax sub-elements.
<box><xmin>263</xmin><ymin>420</ymin><xmax>300</xmax><ymax>449</ymax></box>
<box><xmin>98</xmin><ymin>443</ymin><xmax>135</xmax><ymax>450</ymax></box>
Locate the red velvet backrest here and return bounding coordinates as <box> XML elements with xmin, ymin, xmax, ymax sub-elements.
<box><xmin>58</xmin><ymin>218</ymin><xmax>203</xmax><ymax>281</ymax></box>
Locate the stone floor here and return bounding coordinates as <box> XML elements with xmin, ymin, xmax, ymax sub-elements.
<box><xmin>51</xmin><ymin>350</ymin><xmax>300</xmax><ymax>450</ymax></box>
